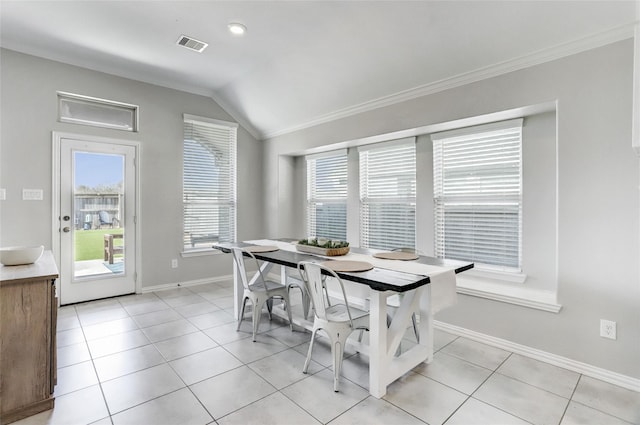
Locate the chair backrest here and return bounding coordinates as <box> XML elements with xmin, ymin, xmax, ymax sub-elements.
<box><xmin>297</xmin><ymin>261</ymin><xmax>353</xmax><ymax>325</ymax></box>
<box><xmin>231</xmin><ymin>247</ymin><xmax>267</xmax><ymax>291</ymax></box>
<box><xmin>99</xmin><ymin>211</ymin><xmax>111</xmax><ymax>224</ymax></box>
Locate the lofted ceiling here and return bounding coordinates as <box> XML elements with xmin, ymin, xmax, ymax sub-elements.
<box><xmin>0</xmin><ymin>1</ymin><xmax>636</xmax><ymax>140</ymax></box>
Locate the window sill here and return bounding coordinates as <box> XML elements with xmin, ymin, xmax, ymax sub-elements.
<box><xmin>464</xmin><ymin>268</ymin><xmax>527</xmax><ymax>284</ymax></box>
<box><xmin>455</xmin><ymin>275</ymin><xmax>562</xmax><ymax>313</ymax></box>
<box><xmin>181</xmin><ymin>248</ymin><xmax>224</xmax><ymax>258</ymax></box>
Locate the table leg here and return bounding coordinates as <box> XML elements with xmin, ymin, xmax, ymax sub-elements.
<box><xmin>368</xmin><ymin>286</ymin><xmax>433</xmax><ymax>398</ymax></box>
<box><xmin>233</xmin><ymin>265</ymin><xmax>240</xmax><ymax>319</ymax></box>
<box><xmin>368</xmin><ymin>290</ymin><xmax>389</xmax><ymax>398</ymax></box>
<box><xmin>419</xmin><ymin>283</ymin><xmax>434</xmax><ymax>363</ymax></box>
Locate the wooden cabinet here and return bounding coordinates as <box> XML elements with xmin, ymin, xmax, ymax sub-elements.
<box><xmin>0</xmin><ymin>251</ymin><xmax>58</xmax><ymax>424</ymax></box>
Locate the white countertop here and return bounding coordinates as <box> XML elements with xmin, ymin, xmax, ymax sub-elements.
<box><xmin>0</xmin><ymin>251</ymin><xmax>59</xmax><ymax>283</ymax></box>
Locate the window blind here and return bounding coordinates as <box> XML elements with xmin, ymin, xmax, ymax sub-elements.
<box><xmin>183</xmin><ymin>115</ymin><xmax>237</xmax><ymax>250</ymax></box>
<box><xmin>359</xmin><ymin>139</ymin><xmax>416</xmax><ymax>250</ymax></box>
<box><xmin>432</xmin><ymin>119</ymin><xmax>522</xmax><ymax>271</ymax></box>
<box><xmin>306</xmin><ymin>151</ymin><xmax>347</xmax><ymax>241</ymax></box>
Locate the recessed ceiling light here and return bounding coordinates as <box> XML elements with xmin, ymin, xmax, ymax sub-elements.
<box><xmin>228</xmin><ymin>23</ymin><xmax>247</xmax><ymax>36</ymax></box>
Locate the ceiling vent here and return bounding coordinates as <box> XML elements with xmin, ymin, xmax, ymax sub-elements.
<box><xmin>176</xmin><ymin>35</ymin><xmax>208</xmax><ymax>53</ymax></box>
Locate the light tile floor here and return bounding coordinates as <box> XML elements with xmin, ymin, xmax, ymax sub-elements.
<box><xmin>14</xmin><ymin>280</ymin><xmax>640</xmax><ymax>425</ymax></box>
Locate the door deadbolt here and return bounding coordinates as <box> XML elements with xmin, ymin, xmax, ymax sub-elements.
<box><xmin>63</xmin><ymin>215</ymin><xmax>71</xmax><ymax>221</ymax></box>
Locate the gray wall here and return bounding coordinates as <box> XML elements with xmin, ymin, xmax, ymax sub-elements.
<box><xmin>263</xmin><ymin>40</ymin><xmax>639</xmax><ymax>378</ymax></box>
<box><xmin>0</xmin><ymin>48</ymin><xmax>264</xmax><ymax>289</ymax></box>
<box><xmin>1</xmin><ymin>39</ymin><xmax>637</xmax><ymax>380</ymax></box>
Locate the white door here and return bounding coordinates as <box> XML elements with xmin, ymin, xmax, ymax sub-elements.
<box><xmin>56</xmin><ymin>136</ymin><xmax>137</xmax><ymax>304</ymax></box>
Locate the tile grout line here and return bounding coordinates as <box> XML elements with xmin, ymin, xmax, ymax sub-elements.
<box><xmin>174</xmin><ymin>299</ymin><xmax>309</xmax><ymax>424</ymax></box>
<box><xmin>456</xmin><ymin>351</ymin><xmax>538</xmax><ymax>425</ymax></box>
<box><xmin>110</xmin><ymin>295</ymin><xmax>200</xmax><ymax>424</ymax></box>
<box><xmin>557</xmin><ymin>373</ymin><xmax>584</xmax><ymax>425</ymax></box>
<box><xmin>90</xmin><ymin>295</ymin><xmax>186</xmax><ymax>422</ymax></box>
<box><xmin>78</xmin><ymin>306</ymin><xmax>116</xmax><ymax>424</ymax></box>
<box><xmin>101</xmin><ymin>292</ymin><xmax>216</xmax><ymax>423</ymax></box>
<box><xmin>124</xmin><ymin>292</ymin><xmax>291</xmax><ymax>423</ymax></box>
<box><xmin>438</xmin><ymin>350</ymin><xmax>512</xmax><ymax>424</ymax></box>
<box><xmin>562</xmin><ymin>375</ymin><xmax>637</xmax><ymax>425</ymax></box>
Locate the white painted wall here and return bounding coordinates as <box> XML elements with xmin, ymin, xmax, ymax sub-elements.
<box><xmin>263</xmin><ymin>40</ymin><xmax>640</xmax><ymax>379</ymax></box>
<box><xmin>0</xmin><ymin>49</ymin><xmax>264</xmax><ymax>289</ymax></box>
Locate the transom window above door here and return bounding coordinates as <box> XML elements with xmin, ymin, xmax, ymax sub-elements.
<box><xmin>57</xmin><ymin>91</ymin><xmax>138</xmax><ymax>132</ymax></box>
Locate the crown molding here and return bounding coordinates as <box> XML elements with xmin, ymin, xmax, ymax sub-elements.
<box><xmin>263</xmin><ymin>23</ymin><xmax>635</xmax><ymax>140</ymax></box>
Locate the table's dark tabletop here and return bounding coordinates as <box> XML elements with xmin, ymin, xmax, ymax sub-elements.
<box><xmin>213</xmin><ymin>240</ymin><xmax>473</xmax><ymax>293</ymax></box>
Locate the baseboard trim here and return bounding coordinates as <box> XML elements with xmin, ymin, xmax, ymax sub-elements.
<box><xmin>435</xmin><ymin>321</ymin><xmax>640</xmax><ymax>392</ymax></box>
<box><xmin>140</xmin><ymin>275</ymin><xmax>233</xmax><ymax>293</ymax></box>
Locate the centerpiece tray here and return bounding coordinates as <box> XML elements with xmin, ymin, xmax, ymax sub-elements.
<box><xmin>295</xmin><ymin>244</ymin><xmax>350</xmax><ymax>257</ymax></box>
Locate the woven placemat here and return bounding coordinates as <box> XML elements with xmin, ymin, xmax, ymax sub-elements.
<box><xmin>321</xmin><ymin>260</ymin><xmax>374</xmax><ymax>272</ymax></box>
<box><xmin>244</xmin><ymin>245</ymin><xmax>279</xmax><ymax>253</ymax></box>
<box><xmin>373</xmin><ymin>251</ymin><xmax>419</xmax><ymax>261</ymax></box>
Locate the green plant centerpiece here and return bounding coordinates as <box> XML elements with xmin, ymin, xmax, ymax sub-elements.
<box><xmin>296</xmin><ymin>237</ymin><xmax>350</xmax><ymax>256</ymax></box>
<box><xmin>298</xmin><ymin>238</ymin><xmax>349</xmax><ymax>249</ymax></box>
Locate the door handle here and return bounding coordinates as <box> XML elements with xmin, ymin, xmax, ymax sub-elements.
<box><xmin>62</xmin><ymin>227</ymin><xmax>70</xmax><ymax>233</ymax></box>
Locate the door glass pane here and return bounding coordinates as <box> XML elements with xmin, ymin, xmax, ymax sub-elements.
<box><xmin>73</xmin><ymin>152</ymin><xmax>125</xmax><ymax>278</ymax></box>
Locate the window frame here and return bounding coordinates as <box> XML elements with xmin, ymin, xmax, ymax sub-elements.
<box><xmin>431</xmin><ymin>119</ymin><xmax>523</xmax><ymax>273</ymax></box>
<box><xmin>358</xmin><ymin>138</ymin><xmax>417</xmax><ymax>251</ymax></box>
<box><xmin>296</xmin><ymin>109</ymin><xmax>561</xmax><ymax>312</ymax></box>
<box><xmin>305</xmin><ymin>149</ymin><xmax>348</xmax><ymax>241</ymax></box>
<box><xmin>57</xmin><ymin>91</ymin><xmax>139</xmax><ymax>132</ymax></box>
<box><xmin>182</xmin><ymin>114</ymin><xmax>238</xmax><ymax>253</ymax></box>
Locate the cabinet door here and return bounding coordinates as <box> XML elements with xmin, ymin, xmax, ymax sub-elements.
<box><xmin>0</xmin><ymin>280</ymin><xmax>51</xmax><ymax>414</ymax></box>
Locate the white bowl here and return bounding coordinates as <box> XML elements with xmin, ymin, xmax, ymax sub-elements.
<box><xmin>0</xmin><ymin>245</ymin><xmax>44</xmax><ymax>266</ymax></box>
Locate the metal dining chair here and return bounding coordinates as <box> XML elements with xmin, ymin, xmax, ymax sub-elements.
<box><xmin>298</xmin><ymin>261</ymin><xmax>369</xmax><ymax>392</ymax></box>
<box><xmin>232</xmin><ymin>247</ymin><xmax>293</xmax><ymax>342</ymax></box>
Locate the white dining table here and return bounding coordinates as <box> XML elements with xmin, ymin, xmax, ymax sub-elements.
<box><xmin>214</xmin><ymin>239</ymin><xmax>473</xmax><ymax>398</ymax></box>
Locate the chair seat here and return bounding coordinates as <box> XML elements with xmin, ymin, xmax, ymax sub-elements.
<box><xmin>325</xmin><ymin>303</ymin><xmax>369</xmax><ymax>323</ymax></box>
<box><xmin>248</xmin><ymin>279</ymin><xmax>287</xmax><ymax>293</ymax></box>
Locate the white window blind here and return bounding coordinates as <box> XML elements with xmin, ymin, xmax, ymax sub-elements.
<box><xmin>306</xmin><ymin>150</ymin><xmax>347</xmax><ymax>240</ymax></box>
<box><xmin>183</xmin><ymin>114</ymin><xmax>237</xmax><ymax>250</ymax></box>
<box><xmin>359</xmin><ymin>139</ymin><xmax>416</xmax><ymax>250</ymax></box>
<box><xmin>432</xmin><ymin>119</ymin><xmax>522</xmax><ymax>271</ymax></box>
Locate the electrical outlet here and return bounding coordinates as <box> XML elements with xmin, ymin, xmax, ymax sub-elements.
<box><xmin>600</xmin><ymin>319</ymin><xmax>617</xmax><ymax>340</ymax></box>
<box><xmin>171</xmin><ymin>259</ymin><xmax>178</xmax><ymax>269</ymax></box>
